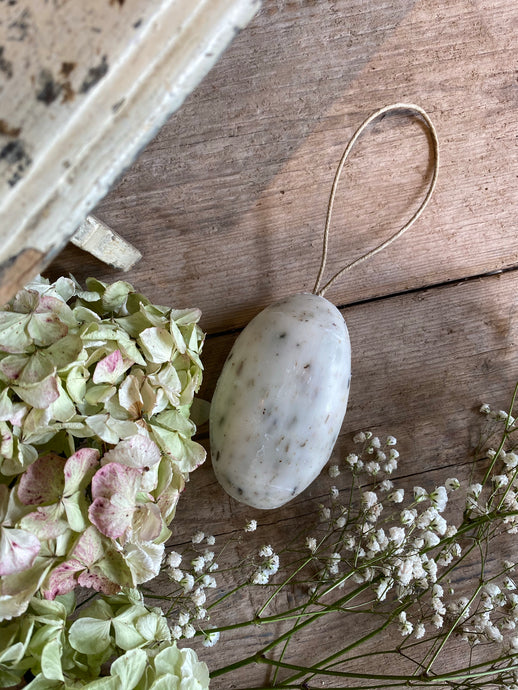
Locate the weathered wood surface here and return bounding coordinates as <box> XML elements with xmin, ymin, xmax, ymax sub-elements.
<box><xmin>45</xmin><ymin>0</ymin><xmax>518</xmax><ymax>687</ymax></box>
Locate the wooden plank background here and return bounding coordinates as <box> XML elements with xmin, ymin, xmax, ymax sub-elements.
<box><xmin>46</xmin><ymin>0</ymin><xmax>518</xmax><ymax>687</ymax></box>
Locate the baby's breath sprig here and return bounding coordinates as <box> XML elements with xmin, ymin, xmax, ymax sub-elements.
<box><xmin>147</xmin><ymin>385</ymin><xmax>518</xmax><ymax>690</ymax></box>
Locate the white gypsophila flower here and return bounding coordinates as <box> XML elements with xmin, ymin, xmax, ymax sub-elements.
<box><xmin>195</xmin><ymin>607</ymin><xmax>207</xmax><ymax>620</ymax></box>
<box><xmin>335</xmin><ymin>515</ymin><xmax>346</xmax><ymax>528</ymax></box>
<box><xmin>202</xmin><ymin>574</ymin><xmax>217</xmax><ymax>588</ymax></box>
<box><xmin>365</xmin><ymin>461</ymin><xmax>380</xmax><ymax>476</ymax></box>
<box><xmin>468</xmin><ymin>483</ymin><xmax>483</xmax><ymax>498</ymax></box>
<box><xmin>431</xmin><ymin>614</ymin><xmax>444</xmax><ymax>628</ymax></box>
<box><xmin>182</xmin><ymin>574</ymin><xmax>195</xmax><ymax>592</ymax></box>
<box><xmin>339</xmin><ymin>531</ymin><xmax>354</xmax><ymax>547</ymax></box>
<box><xmin>480</xmin><ymin>403</ymin><xmax>491</xmax><ymax>414</ymax></box>
<box><xmin>413</xmin><ymin>486</ymin><xmax>427</xmax><ymax>502</ymax></box>
<box><xmin>414</xmin><ymin>622</ymin><xmax>426</xmax><ymax>639</ymax></box>
<box><xmin>388</xmin><ymin>489</ymin><xmax>404</xmax><ymax>503</ymax></box>
<box><xmin>396</xmin><ymin>558</ymin><xmax>414</xmax><ymax>587</ymax></box>
<box><xmin>244</xmin><ymin>519</ymin><xmax>257</xmax><ymax>532</ymax></box>
<box><xmin>191</xmin><ymin>587</ymin><xmax>207</xmax><ymax>607</ymax></box>
<box><xmin>379</xmin><ymin>479</ymin><xmax>394</xmax><ymax>492</ymax></box>
<box><xmin>167</xmin><ymin>551</ymin><xmax>182</xmax><ymax>568</ymax></box>
<box><xmin>383</xmin><ymin>458</ymin><xmax>397</xmax><ymax>474</ymax></box>
<box><xmin>493</xmin><ymin>474</ymin><xmax>509</xmax><ymax>488</ymax></box>
<box><xmin>362</xmin><ymin>491</ymin><xmax>378</xmax><ymax>509</ymax></box>
<box><xmin>169</xmin><ymin>568</ymin><xmax>183</xmax><ymax>582</ymax></box>
<box><xmin>251</xmin><ymin>570</ymin><xmax>269</xmax><ymax>585</ymax></box>
<box><xmin>429</xmin><ymin>486</ymin><xmax>448</xmax><ymax>512</ymax></box>
<box><xmin>206</xmin><ymin>535</ymin><xmax>216</xmax><ymax>545</ymax></box>
<box><xmin>376</xmin><ymin>450</ymin><xmax>387</xmax><ymax>463</ymax></box>
<box><xmin>370</xmin><ymin>436</ymin><xmax>381</xmax><ymax>449</ymax></box>
<box><xmin>432</xmin><ymin>583</ymin><xmax>443</xmax><ymax>598</ymax></box>
<box><xmin>389</xmin><ymin>448</ymin><xmax>399</xmax><ymax>460</ymax></box>
<box><xmin>430</xmin><ymin>513</ymin><xmax>448</xmax><ymax>536</ymax></box>
<box><xmin>386</xmin><ymin>435</ymin><xmax>397</xmax><ymax>446</ymax></box>
<box><xmin>432</xmin><ymin>597</ymin><xmax>446</xmax><ymax>616</ymax></box>
<box><xmin>416</xmin><ymin>506</ymin><xmax>437</xmax><ymax>530</ymax></box>
<box><xmin>486</xmin><ymin>624</ymin><xmax>503</xmax><ymax>643</ymax></box>
<box><xmin>376</xmin><ymin>528</ymin><xmax>388</xmax><ymax>550</ymax></box>
<box><xmin>208</xmin><ymin>563</ymin><xmax>219</xmax><ymax>573</ymax></box>
<box><xmin>353</xmin><ymin>432</ymin><xmax>367</xmax><ymax>443</ymax></box>
<box><xmin>346</xmin><ymin>453</ymin><xmax>359</xmax><ymax>467</ymax></box>
<box><xmin>484</xmin><ymin>583</ymin><xmax>501</xmax><ymax>598</ymax></box>
<box><xmin>264</xmin><ymin>554</ymin><xmax>280</xmax><ymax>575</ymax></box>
<box><xmin>203</xmin><ymin>550</ymin><xmax>215</xmax><ymax>563</ymax></box>
<box><xmin>319</xmin><ymin>505</ymin><xmax>331</xmax><ymax>521</ymax></box>
<box><xmin>505</xmin><ymin>453</ymin><xmax>518</xmax><ymax>469</ymax></box>
<box><xmin>505</xmin><ymin>577</ymin><xmax>517</xmax><ymax>591</ymax></box>
<box><xmin>329</xmin><ymin>464</ymin><xmax>340</xmax><ymax>477</ymax></box>
<box><xmin>497</xmin><ymin>410</ymin><xmax>510</xmax><ymax>421</ymax></box>
<box><xmin>397</xmin><ymin>611</ymin><xmax>413</xmax><ymax>636</ymax></box>
<box><xmin>178</xmin><ymin>611</ymin><xmax>190</xmax><ymax>626</ymax></box>
<box><xmin>330</xmin><ymin>485</ymin><xmax>340</xmax><ymax>500</ymax></box>
<box><xmin>192</xmin><ymin>531</ymin><xmax>205</xmax><ymax>544</ymax></box>
<box><xmin>445</xmin><ymin>477</ymin><xmax>460</xmax><ymax>491</ymax></box>
<box><xmin>171</xmin><ymin>625</ymin><xmax>183</xmax><ymax>640</ymax></box>
<box><xmin>259</xmin><ymin>545</ymin><xmax>273</xmax><ymax>558</ymax></box>
<box><xmin>424</xmin><ymin>558</ymin><xmax>438</xmax><ymax>583</ymax></box>
<box><xmin>400</xmin><ymin>509</ymin><xmax>417</xmax><ymax>525</ymax></box>
<box><xmin>423</xmin><ymin>532</ymin><xmax>441</xmax><ymax>548</ymax></box>
<box><xmin>183</xmin><ymin>623</ymin><xmax>196</xmax><ymax>639</ymax></box>
<box><xmin>388</xmin><ymin>526</ymin><xmax>406</xmax><ymax>546</ymax></box>
<box><xmin>192</xmin><ymin>556</ymin><xmax>205</xmax><ymax>573</ymax></box>
<box><xmin>306</xmin><ymin>537</ymin><xmax>317</xmax><ymax>553</ymax></box>
<box><xmin>202</xmin><ymin>630</ymin><xmax>220</xmax><ymax>647</ymax></box>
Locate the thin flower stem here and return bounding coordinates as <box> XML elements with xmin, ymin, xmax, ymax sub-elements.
<box><xmin>423</xmin><ymin>581</ymin><xmax>483</xmax><ymax>675</ymax></box>
<box><xmin>482</xmin><ymin>381</ymin><xmax>518</xmax><ymax>484</ymax></box>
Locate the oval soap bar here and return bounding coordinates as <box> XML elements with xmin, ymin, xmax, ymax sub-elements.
<box><xmin>210</xmin><ymin>292</ymin><xmax>351</xmax><ymax>510</ymax></box>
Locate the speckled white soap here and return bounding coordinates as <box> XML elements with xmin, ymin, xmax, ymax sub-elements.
<box><xmin>210</xmin><ymin>292</ymin><xmax>351</xmax><ymax>509</ymax></box>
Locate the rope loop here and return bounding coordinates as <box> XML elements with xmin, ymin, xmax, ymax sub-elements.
<box><xmin>313</xmin><ymin>103</ymin><xmax>439</xmax><ymax>297</ymax></box>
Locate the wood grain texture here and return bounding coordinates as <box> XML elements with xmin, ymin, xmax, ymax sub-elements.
<box><xmin>43</xmin><ymin>0</ymin><xmax>518</xmax><ymax>686</ymax></box>
<box><xmin>50</xmin><ymin>0</ymin><xmax>518</xmax><ymax>333</ymax></box>
<box><xmin>169</xmin><ymin>270</ymin><xmax>518</xmax><ymax>688</ymax></box>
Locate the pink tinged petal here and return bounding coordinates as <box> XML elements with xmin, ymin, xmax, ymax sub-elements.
<box><xmin>21</xmin><ymin>505</ymin><xmax>69</xmax><ymax>539</ymax></box>
<box><xmin>27</xmin><ymin>312</ymin><xmax>68</xmax><ymax>347</ymax></box>
<box><xmin>13</xmin><ymin>374</ymin><xmax>60</xmax><ymax>409</ymax></box>
<box><xmin>43</xmin><ymin>559</ymin><xmax>82</xmax><ymax>599</ymax></box>
<box><xmin>88</xmin><ymin>496</ymin><xmax>134</xmax><ymax>539</ymax></box>
<box><xmin>102</xmin><ymin>435</ymin><xmax>161</xmax><ymax>469</ymax></box>
<box><xmin>0</xmin><ymin>527</ymin><xmax>40</xmax><ymax>575</ymax></box>
<box><xmin>64</xmin><ymin>447</ymin><xmax>100</xmax><ymax>495</ymax></box>
<box><xmin>72</xmin><ymin>526</ymin><xmax>105</xmax><ymax>566</ymax></box>
<box><xmin>17</xmin><ymin>453</ymin><xmax>66</xmax><ymax>505</ymax></box>
<box><xmin>77</xmin><ymin>570</ymin><xmax>121</xmax><ymax>595</ymax></box>
<box><xmin>91</xmin><ymin>462</ymin><xmax>141</xmax><ymax>501</ymax></box>
<box><xmin>93</xmin><ymin>349</ymin><xmax>125</xmax><ymax>384</ymax></box>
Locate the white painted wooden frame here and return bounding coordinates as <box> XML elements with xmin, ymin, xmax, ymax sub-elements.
<box><xmin>0</xmin><ymin>0</ymin><xmax>260</xmax><ymax>302</ymax></box>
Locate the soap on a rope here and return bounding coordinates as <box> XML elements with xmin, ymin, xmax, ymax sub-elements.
<box><xmin>209</xmin><ymin>104</ymin><xmax>439</xmax><ymax>510</ymax></box>
<box><xmin>210</xmin><ymin>292</ymin><xmax>351</xmax><ymax>510</ymax></box>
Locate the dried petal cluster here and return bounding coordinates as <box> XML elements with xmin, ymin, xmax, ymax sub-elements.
<box><xmin>0</xmin><ymin>277</ymin><xmax>206</xmax><ymax>621</ymax></box>
<box><xmin>0</xmin><ymin>590</ymin><xmax>209</xmax><ymax>689</ymax></box>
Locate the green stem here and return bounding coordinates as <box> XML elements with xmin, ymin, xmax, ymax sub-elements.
<box><xmin>210</xmin><ymin>580</ymin><xmax>373</xmax><ymax>678</ymax></box>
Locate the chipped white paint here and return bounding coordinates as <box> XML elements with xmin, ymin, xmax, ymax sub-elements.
<box><xmin>71</xmin><ymin>215</ymin><xmax>142</xmax><ymax>271</ymax></box>
<box><xmin>0</xmin><ymin>0</ymin><xmax>260</xmax><ymax>299</ymax></box>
